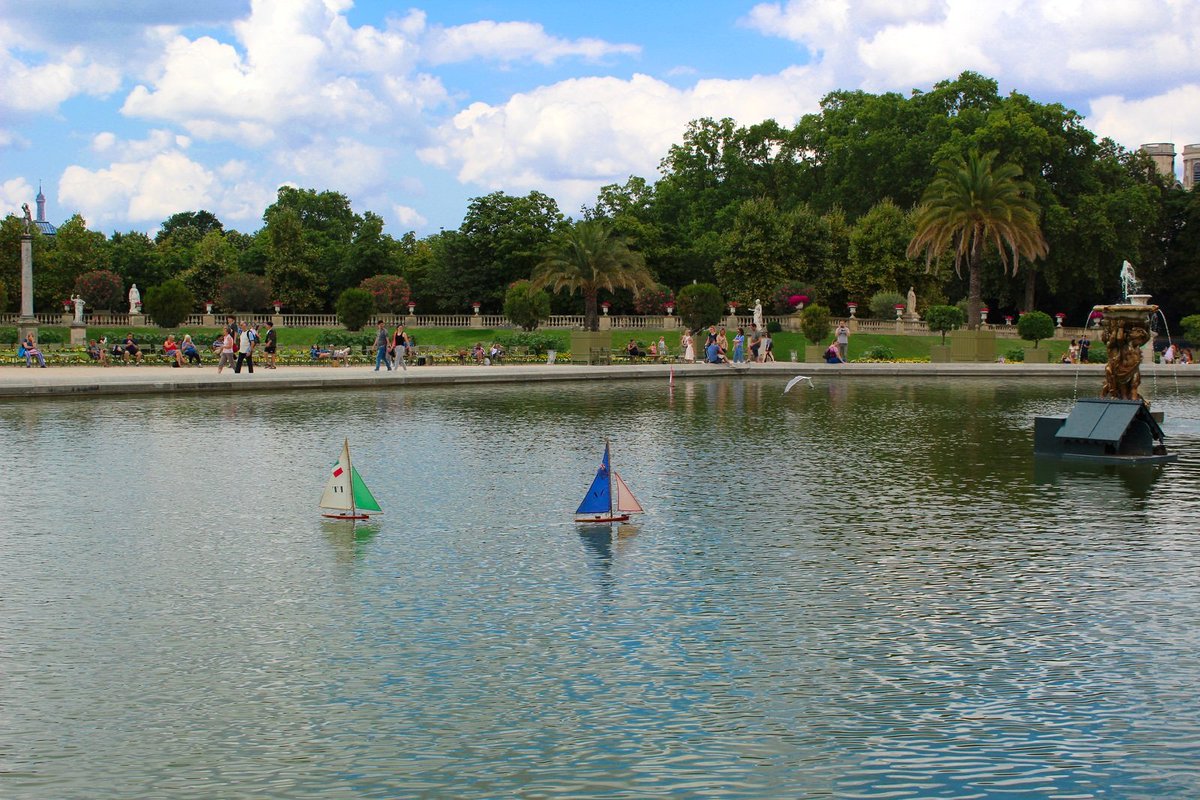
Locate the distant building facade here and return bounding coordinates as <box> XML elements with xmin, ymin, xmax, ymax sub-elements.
<box><xmin>1140</xmin><ymin>142</ymin><xmax>1200</xmax><ymax>190</ymax></box>
<box><xmin>1184</xmin><ymin>144</ymin><xmax>1200</xmax><ymax>191</ymax></box>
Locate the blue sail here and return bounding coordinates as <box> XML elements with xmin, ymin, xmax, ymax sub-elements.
<box><xmin>576</xmin><ymin>443</ymin><xmax>612</xmax><ymax>515</ymax></box>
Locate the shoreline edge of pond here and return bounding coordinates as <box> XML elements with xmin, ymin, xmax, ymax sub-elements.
<box><xmin>2</xmin><ymin>361</ymin><xmax>1198</xmax><ymax>400</ymax></box>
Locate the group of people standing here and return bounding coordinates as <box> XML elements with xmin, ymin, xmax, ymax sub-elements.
<box><xmin>217</xmin><ymin>317</ymin><xmax>276</xmax><ymax>374</ymax></box>
<box><xmin>374</xmin><ymin>321</ymin><xmax>416</xmax><ymax>371</ymax></box>
<box><xmin>679</xmin><ymin>325</ymin><xmax>775</xmax><ymax>364</ymax></box>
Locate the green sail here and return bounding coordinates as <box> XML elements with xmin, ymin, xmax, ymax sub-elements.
<box><xmin>350</xmin><ymin>467</ymin><xmax>383</xmax><ymax>512</ymax></box>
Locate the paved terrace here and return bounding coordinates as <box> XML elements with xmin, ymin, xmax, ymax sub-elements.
<box><xmin>0</xmin><ymin>361</ymin><xmax>1197</xmax><ymax>399</ymax></box>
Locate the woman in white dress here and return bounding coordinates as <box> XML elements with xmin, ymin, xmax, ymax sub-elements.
<box><xmin>682</xmin><ymin>330</ymin><xmax>695</xmax><ymax>363</ymax></box>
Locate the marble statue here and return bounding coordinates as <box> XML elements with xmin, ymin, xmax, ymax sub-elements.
<box><xmin>21</xmin><ymin>203</ymin><xmax>32</xmax><ymax>234</ymax></box>
<box><xmin>753</xmin><ymin>299</ymin><xmax>763</xmax><ymax>330</ymax></box>
<box><xmin>906</xmin><ymin>286</ymin><xmax>917</xmax><ymax>316</ymax></box>
<box><xmin>128</xmin><ymin>283</ymin><xmax>142</xmax><ymax>314</ymax></box>
<box><xmin>71</xmin><ymin>294</ymin><xmax>85</xmax><ymax>323</ymax></box>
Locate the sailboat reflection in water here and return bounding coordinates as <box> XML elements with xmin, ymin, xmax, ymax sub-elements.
<box><xmin>575</xmin><ymin>441</ymin><xmax>643</xmax><ymax>524</ymax></box>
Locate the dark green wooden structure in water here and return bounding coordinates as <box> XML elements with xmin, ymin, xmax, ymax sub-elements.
<box><xmin>1034</xmin><ymin>398</ymin><xmax>1176</xmax><ymax>464</ymax></box>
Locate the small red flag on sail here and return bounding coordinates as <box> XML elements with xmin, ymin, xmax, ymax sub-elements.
<box><xmin>333</xmin><ymin>467</ymin><xmax>344</xmax><ymax>477</ymax></box>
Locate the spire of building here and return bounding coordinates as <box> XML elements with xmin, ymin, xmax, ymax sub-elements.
<box><xmin>32</xmin><ymin>182</ymin><xmax>56</xmax><ymax>236</ymax></box>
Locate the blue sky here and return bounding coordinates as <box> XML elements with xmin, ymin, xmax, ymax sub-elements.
<box><xmin>2</xmin><ymin>0</ymin><xmax>1197</xmax><ymax>237</ymax></box>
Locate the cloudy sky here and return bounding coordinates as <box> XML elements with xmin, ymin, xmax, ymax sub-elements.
<box><xmin>1</xmin><ymin>0</ymin><xmax>1197</xmax><ymax>236</ymax></box>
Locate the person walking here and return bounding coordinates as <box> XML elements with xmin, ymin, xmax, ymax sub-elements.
<box><xmin>233</xmin><ymin>321</ymin><xmax>255</xmax><ymax>374</ymax></box>
<box><xmin>391</xmin><ymin>323</ymin><xmax>407</xmax><ymax>371</ymax></box>
<box><xmin>836</xmin><ymin>321</ymin><xmax>850</xmax><ymax>362</ymax></box>
<box><xmin>374</xmin><ymin>321</ymin><xmax>392</xmax><ymax>371</ymax></box>
<box><xmin>262</xmin><ymin>321</ymin><xmax>277</xmax><ymax>369</ymax></box>
<box><xmin>217</xmin><ymin>327</ymin><xmax>236</xmax><ymax>374</ymax></box>
<box><xmin>733</xmin><ymin>327</ymin><xmax>745</xmax><ymax>363</ymax></box>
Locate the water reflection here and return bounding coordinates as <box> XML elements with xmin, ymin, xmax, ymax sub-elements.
<box><xmin>2</xmin><ymin>377</ymin><xmax>1200</xmax><ymax>799</ymax></box>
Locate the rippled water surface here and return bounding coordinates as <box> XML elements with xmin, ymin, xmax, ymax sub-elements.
<box><xmin>3</xmin><ymin>376</ymin><xmax>1200</xmax><ymax>799</ymax></box>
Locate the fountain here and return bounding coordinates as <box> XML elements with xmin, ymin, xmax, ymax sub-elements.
<box><xmin>1033</xmin><ymin>265</ymin><xmax>1176</xmax><ymax>464</ymax></box>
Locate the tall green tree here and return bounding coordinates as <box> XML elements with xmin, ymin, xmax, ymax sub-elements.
<box><xmin>109</xmin><ymin>231</ymin><xmax>165</xmax><ymax>291</ymax></box>
<box><xmin>38</xmin><ymin>214</ymin><xmax>109</xmax><ymax>309</ymax></box>
<box><xmin>530</xmin><ymin>220</ymin><xmax>654</xmax><ymax>331</ymax></box>
<box><xmin>907</xmin><ymin>150</ymin><xmax>1048</xmax><ymax>328</ymax></box>
<box><xmin>180</xmin><ymin>230</ymin><xmax>237</xmax><ymax>305</ymax></box>
<box><xmin>442</xmin><ymin>191</ymin><xmax>565</xmax><ymax>313</ymax></box>
<box><xmin>264</xmin><ymin>206</ymin><xmax>325</xmax><ymax>312</ymax></box>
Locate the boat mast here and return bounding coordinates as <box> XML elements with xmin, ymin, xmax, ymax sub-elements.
<box><xmin>344</xmin><ymin>438</ymin><xmax>356</xmax><ymax>518</ymax></box>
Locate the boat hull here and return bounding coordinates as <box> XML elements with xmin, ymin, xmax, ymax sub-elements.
<box><xmin>322</xmin><ymin>512</ymin><xmax>374</xmax><ymax>520</ymax></box>
<box><xmin>574</xmin><ymin>514</ymin><xmax>630</xmax><ymax>524</ymax></box>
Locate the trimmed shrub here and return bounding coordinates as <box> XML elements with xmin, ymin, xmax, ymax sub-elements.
<box><xmin>502</xmin><ymin>280</ymin><xmax>551</xmax><ymax>331</ymax></box>
<box><xmin>360</xmin><ymin>274</ymin><xmax>411</xmax><ymax>314</ymax></box>
<box><xmin>73</xmin><ymin>270</ymin><xmax>125</xmax><ymax>311</ymax></box>
<box><xmin>218</xmin><ymin>273</ymin><xmax>271</xmax><ymax>312</ymax></box>
<box><xmin>925</xmin><ymin>304</ymin><xmax>966</xmax><ymax>344</ymax></box>
<box><xmin>336</xmin><ymin>288</ymin><xmax>376</xmax><ymax>331</ymax></box>
<box><xmin>860</xmin><ymin>345</ymin><xmax>895</xmax><ymax>361</ymax></box>
<box><xmin>869</xmin><ymin>291</ymin><xmax>905</xmax><ymax>319</ymax></box>
<box><xmin>633</xmin><ymin>284</ymin><xmax>673</xmax><ymax>315</ymax></box>
<box><xmin>1180</xmin><ymin>314</ymin><xmax>1200</xmax><ymax>343</ymax></box>
<box><xmin>799</xmin><ymin>303</ymin><xmax>831</xmax><ymax>344</ymax></box>
<box><xmin>144</xmin><ymin>280</ymin><xmax>195</xmax><ymax>328</ymax></box>
<box><xmin>766</xmin><ymin>320</ymin><xmax>782</xmax><ymax>333</ymax></box>
<box><xmin>1004</xmin><ymin>348</ymin><xmax>1026</xmax><ymax>362</ymax></box>
<box><xmin>494</xmin><ymin>330</ymin><xmax>566</xmax><ymax>355</ymax></box>
<box><xmin>676</xmin><ymin>283</ymin><xmax>724</xmax><ymax>331</ymax></box>
<box><xmin>1017</xmin><ymin>310</ymin><xmax>1055</xmax><ymax>347</ymax></box>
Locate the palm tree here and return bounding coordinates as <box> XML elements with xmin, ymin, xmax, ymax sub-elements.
<box><xmin>530</xmin><ymin>220</ymin><xmax>654</xmax><ymax>331</ymax></box>
<box><xmin>907</xmin><ymin>149</ymin><xmax>1048</xmax><ymax>329</ymax></box>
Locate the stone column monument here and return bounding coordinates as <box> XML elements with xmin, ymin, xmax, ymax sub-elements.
<box><xmin>17</xmin><ymin>203</ymin><xmax>37</xmax><ymax>343</ymax></box>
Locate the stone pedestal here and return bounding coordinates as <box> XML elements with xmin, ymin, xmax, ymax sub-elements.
<box><xmin>949</xmin><ymin>329</ymin><xmax>997</xmax><ymax>363</ymax></box>
<box><xmin>725</xmin><ymin>314</ymin><xmax>739</xmax><ymax>330</ymax></box>
<box><xmin>61</xmin><ymin>313</ymin><xmax>72</xmax><ymax>325</ymax></box>
<box><xmin>129</xmin><ymin>314</ymin><xmax>147</xmax><ymax>328</ymax></box>
<box><xmin>202</xmin><ymin>314</ymin><xmax>216</xmax><ymax>327</ymax></box>
<box><xmin>17</xmin><ymin>317</ymin><xmax>38</xmax><ymax>344</ymax></box>
<box><xmin>847</xmin><ymin>318</ymin><xmax>859</xmax><ymax>332</ymax></box>
<box><xmin>406</xmin><ymin>314</ymin><xmax>417</xmax><ymax>327</ymax></box>
<box><xmin>1023</xmin><ymin>347</ymin><xmax>1051</xmax><ymax>363</ymax></box>
<box><xmin>69</xmin><ymin>323</ymin><xmax>87</xmax><ymax>345</ymax></box>
<box><xmin>661</xmin><ymin>315</ymin><xmax>678</xmax><ymax>330</ymax></box>
<box><xmin>598</xmin><ymin>315</ymin><xmax>611</xmax><ymax>331</ymax></box>
<box><xmin>272</xmin><ymin>314</ymin><xmax>284</xmax><ymax>328</ymax></box>
<box><xmin>470</xmin><ymin>315</ymin><xmax>483</xmax><ymax>329</ymax></box>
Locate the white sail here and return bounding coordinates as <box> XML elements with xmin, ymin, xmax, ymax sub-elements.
<box><xmin>613</xmin><ymin>471</ymin><xmax>643</xmax><ymax>514</ymax></box>
<box><xmin>319</xmin><ymin>439</ymin><xmax>355</xmax><ymax>512</ymax></box>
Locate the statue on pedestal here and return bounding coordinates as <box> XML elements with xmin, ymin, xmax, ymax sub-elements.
<box><xmin>71</xmin><ymin>294</ymin><xmax>85</xmax><ymax>323</ymax></box>
<box><xmin>21</xmin><ymin>203</ymin><xmax>33</xmax><ymax>235</ymax></box>
<box><xmin>128</xmin><ymin>284</ymin><xmax>142</xmax><ymax>314</ymax></box>
<box><xmin>752</xmin><ymin>299</ymin><xmax>763</xmax><ymax>330</ymax></box>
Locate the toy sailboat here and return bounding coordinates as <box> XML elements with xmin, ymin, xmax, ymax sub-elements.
<box><xmin>319</xmin><ymin>438</ymin><xmax>383</xmax><ymax>520</ymax></box>
<box><xmin>575</xmin><ymin>441</ymin><xmax>644</xmax><ymax>523</ymax></box>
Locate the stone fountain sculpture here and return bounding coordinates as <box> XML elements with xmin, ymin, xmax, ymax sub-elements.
<box><xmin>1033</xmin><ymin>265</ymin><xmax>1175</xmax><ymax>464</ymax></box>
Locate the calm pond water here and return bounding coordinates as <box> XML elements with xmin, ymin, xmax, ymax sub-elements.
<box><xmin>2</xmin><ymin>375</ymin><xmax>1200</xmax><ymax>799</ymax></box>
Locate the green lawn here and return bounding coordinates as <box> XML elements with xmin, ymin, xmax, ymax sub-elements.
<box><xmin>4</xmin><ymin>324</ymin><xmax>1088</xmax><ymax>362</ymax></box>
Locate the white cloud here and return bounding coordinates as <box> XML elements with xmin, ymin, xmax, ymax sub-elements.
<box><xmin>742</xmin><ymin>0</ymin><xmax>1199</xmax><ymax>102</ymax></box>
<box><xmin>1087</xmin><ymin>85</ymin><xmax>1200</xmax><ymax>154</ymax></box>
<box><xmin>273</xmin><ymin>137</ymin><xmax>390</xmax><ymax>194</ymax></box>
<box><xmin>1</xmin><ymin>178</ymin><xmax>36</xmax><ymax>214</ymax></box>
<box><xmin>58</xmin><ymin>132</ymin><xmax>274</xmax><ymax>228</ymax></box>
<box><xmin>393</xmin><ymin>204</ymin><xmax>427</xmax><ymax>228</ymax></box>
<box><xmin>420</xmin><ymin>68</ymin><xmax>823</xmax><ymax>211</ymax></box>
<box><xmin>0</xmin><ymin>41</ymin><xmax>121</xmax><ymax>115</ymax></box>
<box><xmin>422</xmin><ymin>19</ymin><xmax>639</xmax><ymax>66</ymax></box>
